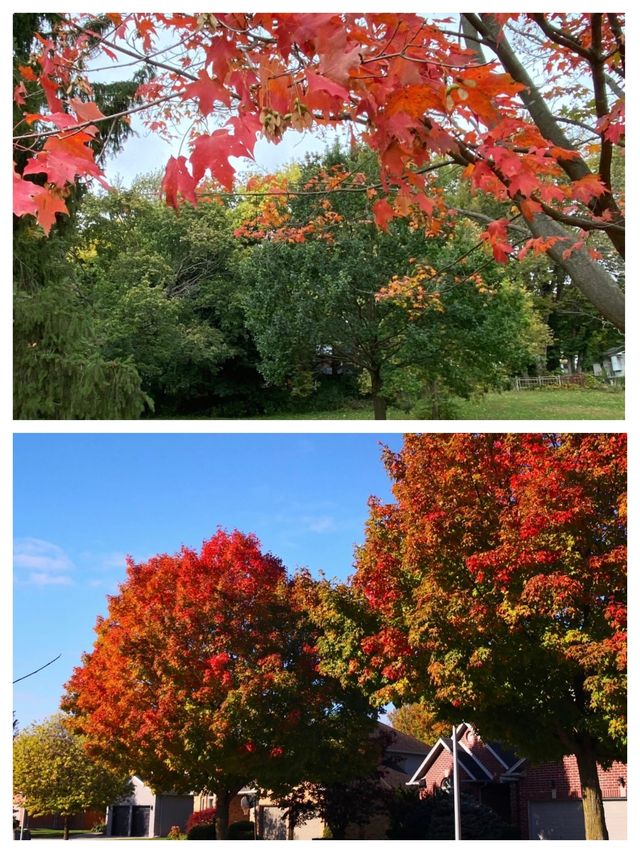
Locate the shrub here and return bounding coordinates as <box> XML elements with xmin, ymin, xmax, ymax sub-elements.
<box><xmin>90</xmin><ymin>823</ymin><xmax>106</xmax><ymax>835</ymax></box>
<box><xmin>229</xmin><ymin>820</ymin><xmax>254</xmax><ymax>839</ymax></box>
<box><xmin>186</xmin><ymin>807</ymin><xmax>216</xmax><ymax>833</ymax></box>
<box><xmin>187</xmin><ymin>824</ymin><xmax>216</xmax><ymax>840</ymax></box>
<box><xmin>387</xmin><ymin>787</ymin><xmax>518</xmax><ymax>840</ymax></box>
<box><xmin>166</xmin><ymin>825</ymin><xmax>182</xmax><ymax>840</ymax></box>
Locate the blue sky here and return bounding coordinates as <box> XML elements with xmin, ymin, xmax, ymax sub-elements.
<box><xmin>13</xmin><ymin>433</ymin><xmax>403</xmax><ymax>728</ymax></box>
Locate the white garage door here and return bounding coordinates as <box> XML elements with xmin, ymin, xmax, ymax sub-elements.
<box><xmin>604</xmin><ymin>799</ymin><xmax>627</xmax><ymax>840</ymax></box>
<box><xmin>528</xmin><ymin>799</ymin><xmax>626</xmax><ymax>840</ymax></box>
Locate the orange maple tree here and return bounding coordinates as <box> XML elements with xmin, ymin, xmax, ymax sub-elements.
<box><xmin>61</xmin><ymin>530</ymin><xmax>378</xmax><ymax>839</ymax></box>
<box><xmin>13</xmin><ymin>13</ymin><xmax>624</xmax><ymax>328</ymax></box>
<box><xmin>342</xmin><ymin>434</ymin><xmax>626</xmax><ymax>840</ymax></box>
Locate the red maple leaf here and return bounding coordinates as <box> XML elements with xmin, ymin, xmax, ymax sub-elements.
<box><xmin>13</xmin><ymin>168</ymin><xmax>39</xmax><ymax>218</ymax></box>
<box><xmin>190</xmin><ymin>131</ymin><xmax>237</xmax><ymax>189</ymax></box>
<box><xmin>181</xmin><ymin>70</ymin><xmax>231</xmax><ymax>116</ymax></box>
<box><xmin>162</xmin><ymin>155</ymin><xmax>197</xmax><ymax>207</ymax></box>
<box><xmin>373</xmin><ymin>197</ymin><xmax>396</xmax><ymax>231</ymax></box>
<box><xmin>34</xmin><ymin>188</ymin><xmax>69</xmax><ymax>234</ymax></box>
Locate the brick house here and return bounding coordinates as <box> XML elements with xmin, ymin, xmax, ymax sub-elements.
<box><xmin>407</xmin><ymin>722</ymin><xmax>627</xmax><ymax>840</ymax></box>
<box><xmin>191</xmin><ymin>723</ymin><xmax>431</xmax><ymax>840</ymax></box>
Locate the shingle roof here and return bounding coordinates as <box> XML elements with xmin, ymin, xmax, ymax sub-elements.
<box><xmin>485</xmin><ymin>741</ymin><xmax>520</xmax><ymax>771</ymax></box>
<box><xmin>377</xmin><ymin>721</ymin><xmax>432</xmax><ymax>755</ymax></box>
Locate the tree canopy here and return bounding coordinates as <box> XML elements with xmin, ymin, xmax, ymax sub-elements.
<box><xmin>240</xmin><ymin>146</ymin><xmax>549</xmax><ymax>419</ymax></box>
<box><xmin>13</xmin><ymin>13</ymin><xmax>625</xmax><ymax>328</ymax></box>
<box><xmin>61</xmin><ymin>529</ymin><xmax>379</xmax><ymax>839</ymax></box>
<box><xmin>315</xmin><ymin>433</ymin><xmax>626</xmax><ymax>839</ymax></box>
<box><xmin>13</xmin><ymin>713</ymin><xmax>132</xmax><ymax>840</ymax></box>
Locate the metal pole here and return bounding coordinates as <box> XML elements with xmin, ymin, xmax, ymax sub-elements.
<box><xmin>452</xmin><ymin>725</ymin><xmax>461</xmax><ymax>840</ymax></box>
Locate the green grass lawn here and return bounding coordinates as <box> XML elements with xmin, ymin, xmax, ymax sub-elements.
<box><xmin>252</xmin><ymin>388</ymin><xmax>624</xmax><ymax>421</ymax></box>
<box><xmin>452</xmin><ymin>388</ymin><xmax>624</xmax><ymax>420</ymax></box>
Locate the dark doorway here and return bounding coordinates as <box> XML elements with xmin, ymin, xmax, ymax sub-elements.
<box><xmin>111</xmin><ymin>805</ymin><xmax>130</xmax><ymax>836</ymax></box>
<box><xmin>131</xmin><ymin>806</ymin><xmax>151</xmax><ymax>837</ymax></box>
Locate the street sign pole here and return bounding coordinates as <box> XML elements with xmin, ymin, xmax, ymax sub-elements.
<box><xmin>452</xmin><ymin>724</ymin><xmax>461</xmax><ymax>840</ymax></box>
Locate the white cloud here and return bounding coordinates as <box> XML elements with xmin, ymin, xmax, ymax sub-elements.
<box><xmin>28</xmin><ymin>572</ymin><xmax>73</xmax><ymax>587</ymax></box>
<box><xmin>13</xmin><ymin>538</ymin><xmax>74</xmax><ymax>586</ymax></box>
<box><xmin>301</xmin><ymin>515</ymin><xmax>336</xmax><ymax>534</ymax></box>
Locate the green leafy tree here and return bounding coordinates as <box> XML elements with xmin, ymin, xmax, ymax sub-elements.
<box><xmin>240</xmin><ymin>148</ymin><xmax>548</xmax><ymax>419</ymax></box>
<box><xmin>13</xmin><ymin>714</ymin><xmax>132</xmax><ymax>840</ymax></box>
<box><xmin>14</xmin><ymin>229</ymin><xmax>149</xmax><ymax>419</ymax></box>
<box><xmin>75</xmin><ymin>182</ymin><xmax>271</xmax><ymax>417</ymax></box>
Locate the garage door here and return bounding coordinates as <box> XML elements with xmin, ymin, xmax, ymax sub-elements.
<box><xmin>603</xmin><ymin>799</ymin><xmax>626</xmax><ymax>840</ymax></box>
<box><xmin>529</xmin><ymin>800</ymin><xmax>585</xmax><ymax>839</ymax></box>
<box><xmin>529</xmin><ymin>800</ymin><xmax>626</xmax><ymax>840</ymax></box>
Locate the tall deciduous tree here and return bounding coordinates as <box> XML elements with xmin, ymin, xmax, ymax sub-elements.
<box><xmin>13</xmin><ymin>13</ymin><xmax>624</xmax><ymax>328</ymax></box>
<box><xmin>13</xmin><ymin>713</ymin><xmax>132</xmax><ymax>840</ymax></box>
<box><xmin>62</xmin><ymin>530</ymin><xmax>378</xmax><ymax>840</ymax></box>
<box><xmin>240</xmin><ymin>148</ymin><xmax>547</xmax><ymax>419</ymax></box>
<box><xmin>317</xmin><ymin>434</ymin><xmax>626</xmax><ymax>840</ymax></box>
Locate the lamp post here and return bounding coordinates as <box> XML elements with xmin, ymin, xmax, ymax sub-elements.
<box><xmin>452</xmin><ymin>724</ymin><xmax>461</xmax><ymax>840</ymax></box>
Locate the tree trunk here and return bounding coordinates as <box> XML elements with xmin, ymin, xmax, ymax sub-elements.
<box><xmin>461</xmin><ymin>14</ymin><xmax>625</xmax><ymax>332</ymax></box>
<box><xmin>370</xmin><ymin>369</ymin><xmax>387</xmax><ymax>420</ymax></box>
<box><xmin>526</xmin><ymin>213</ymin><xmax>625</xmax><ymax>332</ymax></box>
<box><xmin>430</xmin><ymin>380</ymin><xmax>440</xmax><ymax>419</ymax></box>
<box><xmin>575</xmin><ymin>741</ymin><xmax>609</xmax><ymax>840</ymax></box>
<box><xmin>215</xmin><ymin>789</ymin><xmax>231</xmax><ymax>841</ymax></box>
<box><xmin>63</xmin><ymin>815</ymin><xmax>70</xmax><ymax>841</ymax></box>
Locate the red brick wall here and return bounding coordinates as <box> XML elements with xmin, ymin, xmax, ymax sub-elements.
<box><xmin>421</xmin><ymin>746</ymin><xmax>478</xmax><ymax>798</ymax></box>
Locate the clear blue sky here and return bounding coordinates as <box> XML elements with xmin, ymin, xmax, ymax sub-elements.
<box><xmin>13</xmin><ymin>433</ymin><xmax>403</xmax><ymax>728</ymax></box>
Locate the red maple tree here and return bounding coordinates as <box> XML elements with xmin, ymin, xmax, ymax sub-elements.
<box><xmin>341</xmin><ymin>434</ymin><xmax>626</xmax><ymax>840</ymax></box>
<box><xmin>62</xmin><ymin>529</ymin><xmax>378</xmax><ymax>839</ymax></box>
<box><xmin>13</xmin><ymin>13</ymin><xmax>624</xmax><ymax>328</ymax></box>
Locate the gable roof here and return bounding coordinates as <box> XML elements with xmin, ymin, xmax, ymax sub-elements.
<box><xmin>407</xmin><ymin>723</ymin><xmax>499</xmax><ymax>785</ymax></box>
<box><xmin>483</xmin><ymin>741</ymin><xmax>520</xmax><ymax>772</ymax></box>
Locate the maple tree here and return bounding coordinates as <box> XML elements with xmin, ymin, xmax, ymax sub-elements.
<box><xmin>13</xmin><ymin>713</ymin><xmax>132</xmax><ymax>840</ymax></box>
<box><xmin>61</xmin><ymin>529</ymin><xmax>378</xmax><ymax>840</ymax></box>
<box><xmin>13</xmin><ymin>13</ymin><xmax>624</xmax><ymax>329</ymax></box>
<box><xmin>316</xmin><ymin>434</ymin><xmax>626</xmax><ymax>840</ymax></box>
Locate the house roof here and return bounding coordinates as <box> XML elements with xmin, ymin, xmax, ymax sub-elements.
<box><xmin>441</xmin><ymin>737</ymin><xmax>492</xmax><ymax>782</ymax></box>
<box><xmin>377</xmin><ymin>721</ymin><xmax>432</xmax><ymax>756</ymax></box>
<box><xmin>483</xmin><ymin>741</ymin><xmax>520</xmax><ymax>771</ymax></box>
<box><xmin>407</xmin><ymin>723</ymin><xmax>505</xmax><ymax>785</ymax></box>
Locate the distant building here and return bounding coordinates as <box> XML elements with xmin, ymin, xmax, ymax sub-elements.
<box><xmin>106</xmin><ymin>776</ymin><xmax>193</xmax><ymax>838</ymax></box>
<box><xmin>593</xmin><ymin>345</ymin><xmax>625</xmax><ymax>380</ymax></box>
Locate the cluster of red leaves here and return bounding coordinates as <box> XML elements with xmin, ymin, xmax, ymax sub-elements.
<box><xmin>13</xmin><ymin>12</ymin><xmax>624</xmax><ymax>249</ymax></box>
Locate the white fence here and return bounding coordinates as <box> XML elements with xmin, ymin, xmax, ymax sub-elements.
<box><xmin>511</xmin><ymin>375</ymin><xmax>585</xmax><ymax>391</ymax></box>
